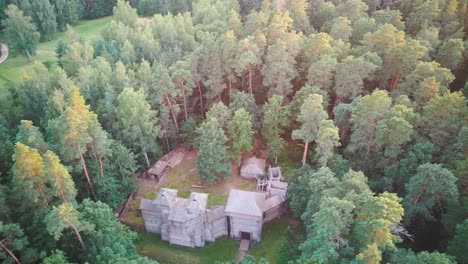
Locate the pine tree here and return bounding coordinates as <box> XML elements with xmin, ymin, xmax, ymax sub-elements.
<box><xmin>45</xmin><ymin>203</ymin><xmax>93</xmax><ymax>251</ymax></box>
<box><xmin>262</xmin><ymin>95</ymin><xmax>289</xmax><ymax>163</ymax></box>
<box><xmin>12</xmin><ymin>143</ymin><xmax>49</xmax><ymax>207</ymax></box>
<box><xmin>347</xmin><ymin>90</ymin><xmax>391</xmax><ymax>169</ymax></box>
<box><xmin>196</xmin><ymin>117</ymin><xmax>231</xmax><ymax>183</ymax></box>
<box><xmin>292</xmin><ymin>94</ymin><xmax>328</xmax><ymax>166</ymax></box>
<box><xmin>316</xmin><ymin>120</ymin><xmax>340</xmax><ymax>167</ymax></box>
<box><xmin>48</xmin><ymin>88</ymin><xmax>101</xmax><ymax>200</ymax></box>
<box><xmin>43</xmin><ymin>151</ymin><xmax>77</xmax><ymax>203</ymax></box>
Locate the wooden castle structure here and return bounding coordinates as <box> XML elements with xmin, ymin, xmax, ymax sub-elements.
<box><xmin>139</xmin><ymin>167</ymin><xmax>288</xmax><ymax>247</ymax></box>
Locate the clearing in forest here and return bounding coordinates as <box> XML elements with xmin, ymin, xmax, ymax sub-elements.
<box><xmin>120</xmin><ymin>149</ymin><xmax>256</xmax><ymax>226</ymax></box>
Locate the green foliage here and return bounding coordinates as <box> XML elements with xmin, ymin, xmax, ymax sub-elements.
<box><xmin>287</xmin><ymin>165</ymin><xmax>314</xmax><ymax>217</ymax></box>
<box><xmin>389</xmin><ymin>249</ymin><xmax>456</xmax><ymax>264</ymax></box>
<box><xmin>116</xmin><ymin>87</ymin><xmax>161</xmax><ymax>167</ymax></box>
<box><xmin>262</xmin><ymin>95</ymin><xmax>289</xmax><ymax>162</ymax></box>
<box><xmin>51</xmin><ymin>0</ymin><xmax>81</xmax><ymax>31</ymax></box>
<box><xmin>137</xmin><ymin>0</ymin><xmax>163</xmax><ymax>16</ymax></box>
<box><xmin>16</xmin><ymin>120</ymin><xmax>48</xmax><ymax>153</ymax></box>
<box><xmin>12</xmin><ymin>0</ymin><xmax>57</xmax><ymax>41</ymax></box>
<box><xmin>404</xmin><ymin>163</ymin><xmax>459</xmax><ymax>222</ymax></box>
<box><xmin>179</xmin><ymin>117</ymin><xmax>199</xmax><ymax>149</ymax></box>
<box><xmin>353</xmin><ymin>192</ymin><xmax>404</xmax><ymax>262</ymax></box>
<box><xmin>448</xmin><ymin>219</ymin><xmax>468</xmax><ymax>263</ymax></box>
<box><xmin>196</xmin><ymin>117</ymin><xmax>231</xmax><ymax>183</ymax></box>
<box><xmin>206</xmin><ymin>102</ymin><xmax>232</xmax><ymax>131</ymax></box>
<box><xmin>0</xmin><ymin>222</ymin><xmax>38</xmax><ymax>264</ymax></box>
<box><xmin>42</xmin><ymin>250</ymin><xmax>70</xmax><ymax>264</ymax></box>
<box><xmin>228</xmin><ymin>109</ymin><xmax>253</xmax><ymax>164</ymax></box>
<box><xmin>78</xmin><ymin>199</ymin><xmax>157</xmax><ymax>263</ymax></box>
<box><xmin>80</xmin><ymin>0</ymin><xmax>117</xmax><ymax>19</ymax></box>
<box><xmin>300</xmin><ymin>197</ymin><xmax>355</xmax><ymax>263</ymax></box>
<box><xmin>1</xmin><ymin>4</ymin><xmax>40</xmax><ymax>60</ymax></box>
<box><xmin>347</xmin><ymin>90</ymin><xmax>391</xmax><ymax>169</ymax></box>
<box><xmin>316</xmin><ymin>120</ymin><xmax>340</xmax><ymax>167</ymax></box>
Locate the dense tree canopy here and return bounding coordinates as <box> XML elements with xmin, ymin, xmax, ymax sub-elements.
<box><xmin>0</xmin><ymin>0</ymin><xmax>467</xmax><ymax>263</ymax></box>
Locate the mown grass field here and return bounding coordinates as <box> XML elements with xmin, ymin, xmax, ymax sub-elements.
<box><xmin>135</xmin><ymin>216</ymin><xmax>291</xmax><ymax>264</ymax></box>
<box><xmin>0</xmin><ymin>16</ymin><xmax>113</xmax><ymax>86</ymax></box>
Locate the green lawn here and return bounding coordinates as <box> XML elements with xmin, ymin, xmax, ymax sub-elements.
<box><xmin>249</xmin><ymin>217</ymin><xmax>291</xmax><ymax>264</ymax></box>
<box><xmin>135</xmin><ymin>234</ymin><xmax>238</xmax><ymax>264</ymax></box>
<box><xmin>135</xmin><ymin>216</ymin><xmax>291</xmax><ymax>264</ymax></box>
<box><xmin>0</xmin><ymin>16</ymin><xmax>113</xmax><ymax>86</ymax></box>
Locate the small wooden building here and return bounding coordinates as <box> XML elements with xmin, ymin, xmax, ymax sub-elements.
<box><xmin>225</xmin><ymin>189</ymin><xmax>266</xmax><ymax>243</ymax></box>
<box><xmin>240</xmin><ymin>157</ymin><xmax>266</xmax><ymax>180</ymax></box>
<box><xmin>142</xmin><ymin>147</ymin><xmax>185</xmax><ymax>181</ymax></box>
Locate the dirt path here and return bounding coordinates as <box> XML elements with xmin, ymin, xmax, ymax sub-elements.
<box><xmin>235</xmin><ymin>239</ymin><xmax>250</xmax><ymax>262</ymax></box>
<box><xmin>0</xmin><ymin>44</ymin><xmax>9</xmax><ymax>63</ymax></box>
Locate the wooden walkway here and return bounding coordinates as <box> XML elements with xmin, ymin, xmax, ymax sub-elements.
<box><xmin>236</xmin><ymin>239</ymin><xmax>250</xmax><ymax>262</ymax></box>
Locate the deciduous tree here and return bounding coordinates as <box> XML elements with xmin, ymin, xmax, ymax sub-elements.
<box><xmin>116</xmin><ymin>87</ymin><xmax>161</xmax><ymax>167</ymax></box>
<box><xmin>1</xmin><ymin>4</ymin><xmax>40</xmax><ymax>61</ymax></box>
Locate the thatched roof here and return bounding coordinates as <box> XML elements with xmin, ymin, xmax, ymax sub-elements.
<box><xmin>240</xmin><ymin>157</ymin><xmax>266</xmax><ymax>179</ymax></box>
<box><xmin>225</xmin><ymin>189</ymin><xmax>266</xmax><ymax>217</ymax></box>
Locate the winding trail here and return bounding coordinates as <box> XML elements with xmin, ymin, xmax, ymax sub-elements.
<box><xmin>0</xmin><ymin>44</ymin><xmax>8</xmax><ymax>63</ymax></box>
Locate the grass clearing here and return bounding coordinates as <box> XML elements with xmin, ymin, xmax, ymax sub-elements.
<box><xmin>123</xmin><ymin>149</ymin><xmax>290</xmax><ymax>263</ymax></box>
<box><xmin>0</xmin><ymin>16</ymin><xmax>113</xmax><ymax>86</ymax></box>
<box><xmin>122</xmin><ymin>150</ymin><xmax>256</xmax><ymax>226</ymax></box>
<box><xmin>135</xmin><ymin>234</ymin><xmax>238</xmax><ymax>264</ymax></box>
<box><xmin>249</xmin><ymin>216</ymin><xmax>291</xmax><ymax>264</ymax></box>
<box><xmin>134</xmin><ymin>216</ymin><xmax>292</xmax><ymax>264</ymax></box>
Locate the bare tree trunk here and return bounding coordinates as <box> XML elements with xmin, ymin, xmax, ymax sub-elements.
<box><xmin>143</xmin><ymin>151</ymin><xmax>150</xmax><ymax>167</ymax></box>
<box><xmin>389</xmin><ymin>75</ymin><xmax>399</xmax><ymax>92</ymax></box>
<box><xmin>25</xmin><ymin>50</ymin><xmax>31</xmax><ymax>62</ymax></box>
<box><xmin>90</xmin><ymin>145</ymin><xmax>103</xmax><ymax>176</ymax></box>
<box><xmin>247</xmin><ymin>64</ymin><xmax>253</xmax><ymax>95</ymax></box>
<box><xmin>80</xmin><ymin>153</ymin><xmax>97</xmax><ymax>200</ymax></box>
<box><xmin>363</xmin><ymin>124</ymin><xmax>376</xmax><ymax>170</ymax></box>
<box><xmin>181</xmin><ymin>88</ymin><xmax>188</xmax><ymax>121</ymax></box>
<box><xmin>37</xmin><ymin>186</ymin><xmax>49</xmax><ymax>207</ymax></box>
<box><xmin>59</xmin><ymin>190</ymin><xmax>67</xmax><ymax>204</ymax></box>
<box><xmin>330</xmin><ymin>96</ymin><xmax>341</xmax><ymax>119</ymax></box>
<box><xmin>65</xmin><ymin>219</ymin><xmax>86</xmax><ymax>251</ymax></box>
<box><xmin>195</xmin><ymin>68</ymin><xmax>204</xmax><ymax>109</ymax></box>
<box><xmin>302</xmin><ymin>141</ymin><xmax>309</xmax><ymax>166</ymax></box>
<box><xmin>97</xmin><ymin>155</ymin><xmax>103</xmax><ymax>176</ymax></box>
<box><xmin>165</xmin><ymin>134</ymin><xmax>170</xmax><ymax>152</ymax></box>
<box><xmin>228</xmin><ymin>79</ymin><xmax>232</xmax><ymax>103</ymax></box>
<box><xmin>412</xmin><ymin>187</ymin><xmax>426</xmax><ymax>205</ymax></box>
<box><xmin>0</xmin><ymin>240</ymin><xmax>21</xmax><ymax>264</ymax></box>
<box><xmin>164</xmin><ymin>93</ymin><xmax>179</xmax><ymax>132</ymax></box>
